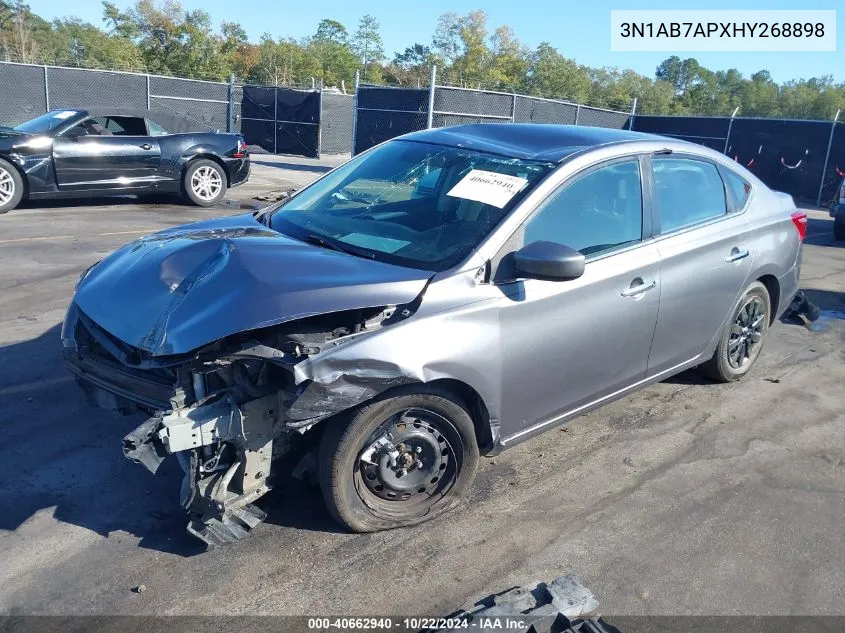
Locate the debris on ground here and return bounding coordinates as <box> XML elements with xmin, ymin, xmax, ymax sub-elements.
<box><xmin>783</xmin><ymin>290</ymin><xmax>820</xmax><ymax>322</ymax></box>
<box><xmin>431</xmin><ymin>573</ymin><xmax>618</xmax><ymax>633</ymax></box>
<box><xmin>253</xmin><ymin>187</ymin><xmax>298</xmax><ymax>203</ymax></box>
<box><xmin>132</xmin><ymin>584</ymin><xmax>146</xmax><ymax>593</ymax></box>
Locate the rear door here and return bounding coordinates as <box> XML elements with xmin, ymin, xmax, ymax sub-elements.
<box><xmin>646</xmin><ymin>154</ymin><xmax>755</xmax><ymax>376</ymax></box>
<box><xmin>52</xmin><ymin>116</ymin><xmax>162</xmax><ymax>190</ymax></box>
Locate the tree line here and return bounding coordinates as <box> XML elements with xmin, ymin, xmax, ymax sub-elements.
<box><xmin>1</xmin><ymin>0</ymin><xmax>843</xmax><ymax>119</ymax></box>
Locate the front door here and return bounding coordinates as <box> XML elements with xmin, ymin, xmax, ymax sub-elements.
<box><xmin>53</xmin><ymin>115</ymin><xmax>162</xmax><ymax>190</ymax></box>
<box><xmin>496</xmin><ymin>157</ymin><xmax>661</xmax><ymax>440</ymax></box>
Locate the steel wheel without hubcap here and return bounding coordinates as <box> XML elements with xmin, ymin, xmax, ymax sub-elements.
<box><xmin>728</xmin><ymin>296</ymin><xmax>766</xmax><ymax>369</ymax></box>
<box><xmin>319</xmin><ymin>387</ymin><xmax>479</xmax><ymax>532</ymax></box>
<box><xmin>190</xmin><ymin>165</ymin><xmax>223</xmax><ymax>202</ymax></box>
<box><xmin>0</xmin><ymin>166</ymin><xmax>15</xmax><ymax>206</ymax></box>
<box><xmin>356</xmin><ymin>408</ymin><xmax>457</xmax><ymax>509</ymax></box>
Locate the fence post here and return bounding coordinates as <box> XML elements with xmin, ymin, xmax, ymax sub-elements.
<box><xmin>723</xmin><ymin>106</ymin><xmax>739</xmax><ymax>155</ymax></box>
<box><xmin>351</xmin><ymin>69</ymin><xmax>360</xmax><ymax>156</ymax></box>
<box><xmin>43</xmin><ymin>65</ymin><xmax>50</xmax><ymax>111</ymax></box>
<box><xmin>227</xmin><ymin>73</ymin><xmax>235</xmax><ymax>133</ymax></box>
<box><xmin>317</xmin><ymin>78</ymin><xmax>324</xmax><ymax>159</ymax></box>
<box><xmin>574</xmin><ymin>104</ymin><xmax>581</xmax><ymax>126</ymax></box>
<box><xmin>273</xmin><ymin>86</ymin><xmax>278</xmax><ymax>155</ymax></box>
<box><xmin>427</xmin><ymin>65</ymin><xmax>437</xmax><ymax>129</ymax></box>
<box><xmin>628</xmin><ymin>98</ymin><xmax>637</xmax><ymax>130</ymax></box>
<box><xmin>817</xmin><ymin>109</ymin><xmax>841</xmax><ymax>207</ymax></box>
<box><xmin>510</xmin><ymin>92</ymin><xmax>517</xmax><ymax>123</ymax></box>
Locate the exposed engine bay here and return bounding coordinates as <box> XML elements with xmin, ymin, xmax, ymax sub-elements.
<box><xmin>63</xmin><ymin>303</ymin><xmax>408</xmax><ymax>547</ymax></box>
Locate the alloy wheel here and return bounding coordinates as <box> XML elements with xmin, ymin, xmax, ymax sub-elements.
<box><xmin>0</xmin><ymin>166</ymin><xmax>15</xmax><ymax>205</ymax></box>
<box><xmin>190</xmin><ymin>165</ymin><xmax>222</xmax><ymax>201</ymax></box>
<box><xmin>727</xmin><ymin>296</ymin><xmax>766</xmax><ymax>369</ymax></box>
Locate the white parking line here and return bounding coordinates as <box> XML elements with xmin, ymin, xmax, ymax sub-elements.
<box><xmin>0</xmin><ymin>230</ymin><xmax>152</xmax><ymax>244</ymax></box>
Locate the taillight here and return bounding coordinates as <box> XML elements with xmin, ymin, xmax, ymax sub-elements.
<box><xmin>790</xmin><ymin>211</ymin><xmax>808</xmax><ymax>241</ymax></box>
<box><xmin>233</xmin><ymin>139</ymin><xmax>247</xmax><ymax>159</ymax></box>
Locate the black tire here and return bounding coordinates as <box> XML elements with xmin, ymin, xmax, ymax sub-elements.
<box><xmin>182</xmin><ymin>159</ymin><xmax>227</xmax><ymax>207</ymax></box>
<box><xmin>702</xmin><ymin>281</ymin><xmax>771</xmax><ymax>382</ymax></box>
<box><xmin>834</xmin><ymin>220</ymin><xmax>845</xmax><ymax>241</ymax></box>
<box><xmin>0</xmin><ymin>158</ymin><xmax>24</xmax><ymax>214</ymax></box>
<box><xmin>318</xmin><ymin>385</ymin><xmax>479</xmax><ymax>533</ymax></box>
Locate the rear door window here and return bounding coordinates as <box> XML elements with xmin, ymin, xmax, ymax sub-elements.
<box><xmin>652</xmin><ymin>158</ymin><xmax>727</xmax><ymax>233</ymax></box>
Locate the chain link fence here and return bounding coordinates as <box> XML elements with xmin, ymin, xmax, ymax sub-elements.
<box><xmin>352</xmin><ymin>67</ymin><xmax>635</xmax><ymax>155</ymax></box>
<box><xmin>0</xmin><ymin>61</ymin><xmax>353</xmax><ymax>157</ymax></box>
<box><xmin>631</xmin><ymin>113</ymin><xmax>845</xmax><ymax>205</ymax></box>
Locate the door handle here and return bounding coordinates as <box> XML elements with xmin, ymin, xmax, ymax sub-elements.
<box><xmin>621</xmin><ymin>278</ymin><xmax>656</xmax><ymax>297</ymax></box>
<box><xmin>139</xmin><ymin>143</ymin><xmax>153</xmax><ymax>150</ymax></box>
<box><xmin>725</xmin><ymin>248</ymin><xmax>749</xmax><ymax>263</ymax></box>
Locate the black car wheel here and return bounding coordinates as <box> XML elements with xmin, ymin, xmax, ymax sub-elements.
<box><xmin>834</xmin><ymin>219</ymin><xmax>845</xmax><ymax>241</ymax></box>
<box><xmin>183</xmin><ymin>159</ymin><xmax>226</xmax><ymax>207</ymax></box>
<box><xmin>318</xmin><ymin>386</ymin><xmax>479</xmax><ymax>533</ymax></box>
<box><xmin>0</xmin><ymin>158</ymin><xmax>24</xmax><ymax>214</ymax></box>
<box><xmin>702</xmin><ymin>281</ymin><xmax>771</xmax><ymax>382</ymax></box>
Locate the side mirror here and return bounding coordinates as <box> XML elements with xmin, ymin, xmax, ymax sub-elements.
<box><xmin>513</xmin><ymin>240</ymin><xmax>585</xmax><ymax>281</ymax></box>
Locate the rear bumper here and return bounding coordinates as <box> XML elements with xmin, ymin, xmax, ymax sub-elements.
<box><xmin>225</xmin><ymin>156</ymin><xmax>250</xmax><ymax>188</ymax></box>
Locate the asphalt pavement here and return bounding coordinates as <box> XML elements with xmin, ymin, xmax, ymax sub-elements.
<box><xmin>0</xmin><ymin>155</ymin><xmax>843</xmax><ymax>617</ymax></box>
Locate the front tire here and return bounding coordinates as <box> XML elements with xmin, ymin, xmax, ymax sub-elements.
<box><xmin>702</xmin><ymin>281</ymin><xmax>771</xmax><ymax>382</ymax></box>
<box><xmin>0</xmin><ymin>158</ymin><xmax>24</xmax><ymax>214</ymax></box>
<box><xmin>318</xmin><ymin>386</ymin><xmax>479</xmax><ymax>533</ymax></box>
<box><xmin>183</xmin><ymin>159</ymin><xmax>226</xmax><ymax>207</ymax></box>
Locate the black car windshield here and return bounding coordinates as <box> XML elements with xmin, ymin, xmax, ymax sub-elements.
<box><xmin>14</xmin><ymin>110</ymin><xmax>80</xmax><ymax>134</ymax></box>
<box><xmin>269</xmin><ymin>140</ymin><xmax>554</xmax><ymax>271</ymax></box>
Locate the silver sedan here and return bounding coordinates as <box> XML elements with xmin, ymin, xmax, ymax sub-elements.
<box><xmin>65</xmin><ymin>124</ymin><xmax>806</xmax><ymax>543</ymax></box>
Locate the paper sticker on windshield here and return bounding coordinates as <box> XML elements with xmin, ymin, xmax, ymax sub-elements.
<box><xmin>52</xmin><ymin>110</ymin><xmax>78</xmax><ymax>120</ymax></box>
<box><xmin>446</xmin><ymin>169</ymin><xmax>529</xmax><ymax>209</ymax></box>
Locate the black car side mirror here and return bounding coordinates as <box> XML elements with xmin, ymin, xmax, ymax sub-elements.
<box><xmin>513</xmin><ymin>240</ymin><xmax>586</xmax><ymax>281</ymax></box>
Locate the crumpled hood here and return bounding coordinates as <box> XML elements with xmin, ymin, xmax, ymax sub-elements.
<box><xmin>73</xmin><ymin>213</ymin><xmax>432</xmax><ymax>355</ymax></box>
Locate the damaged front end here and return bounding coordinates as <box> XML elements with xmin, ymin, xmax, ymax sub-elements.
<box><xmin>62</xmin><ymin>300</ymin><xmax>411</xmax><ymax>547</ymax></box>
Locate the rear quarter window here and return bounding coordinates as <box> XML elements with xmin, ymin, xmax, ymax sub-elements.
<box><xmin>721</xmin><ymin>168</ymin><xmax>752</xmax><ymax>211</ymax></box>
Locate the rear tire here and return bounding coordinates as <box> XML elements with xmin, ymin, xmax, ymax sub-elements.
<box><xmin>834</xmin><ymin>220</ymin><xmax>845</xmax><ymax>241</ymax></box>
<box><xmin>183</xmin><ymin>159</ymin><xmax>226</xmax><ymax>207</ymax></box>
<box><xmin>0</xmin><ymin>158</ymin><xmax>24</xmax><ymax>214</ymax></box>
<box><xmin>702</xmin><ymin>281</ymin><xmax>771</xmax><ymax>382</ymax></box>
<box><xmin>318</xmin><ymin>386</ymin><xmax>479</xmax><ymax>533</ymax></box>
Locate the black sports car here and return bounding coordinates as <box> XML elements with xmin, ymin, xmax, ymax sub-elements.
<box><xmin>0</xmin><ymin>108</ymin><xmax>250</xmax><ymax>213</ymax></box>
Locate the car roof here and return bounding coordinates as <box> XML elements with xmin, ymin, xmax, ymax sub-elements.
<box><xmin>400</xmin><ymin>123</ymin><xmax>669</xmax><ymax>162</ymax></box>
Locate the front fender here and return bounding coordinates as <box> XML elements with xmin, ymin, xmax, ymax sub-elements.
<box><xmin>291</xmin><ymin>300</ymin><xmax>503</xmax><ymax>433</ymax></box>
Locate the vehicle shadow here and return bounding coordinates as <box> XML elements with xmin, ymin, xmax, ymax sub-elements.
<box><xmin>14</xmin><ymin>194</ymin><xmax>186</xmax><ymax>210</ymax></box>
<box><xmin>0</xmin><ymin>323</ymin><xmax>341</xmax><ymax>557</ymax></box>
<box><xmin>10</xmin><ymin>194</ymin><xmax>259</xmax><ymax>214</ymax></box>
<box><xmin>250</xmin><ymin>159</ymin><xmax>332</xmax><ymax>174</ymax></box>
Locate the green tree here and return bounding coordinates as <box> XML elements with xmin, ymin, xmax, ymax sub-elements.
<box><xmin>386</xmin><ymin>43</ymin><xmax>433</xmax><ymax>86</ymax></box>
<box><xmin>352</xmin><ymin>14</ymin><xmax>383</xmax><ymax>82</ymax></box>
<box><xmin>306</xmin><ymin>18</ymin><xmax>357</xmax><ymax>87</ymax></box>
<box><xmin>524</xmin><ymin>43</ymin><xmax>589</xmax><ymax>102</ymax></box>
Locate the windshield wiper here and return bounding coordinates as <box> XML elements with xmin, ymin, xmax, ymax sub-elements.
<box><xmin>301</xmin><ymin>233</ymin><xmax>374</xmax><ymax>259</ymax></box>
